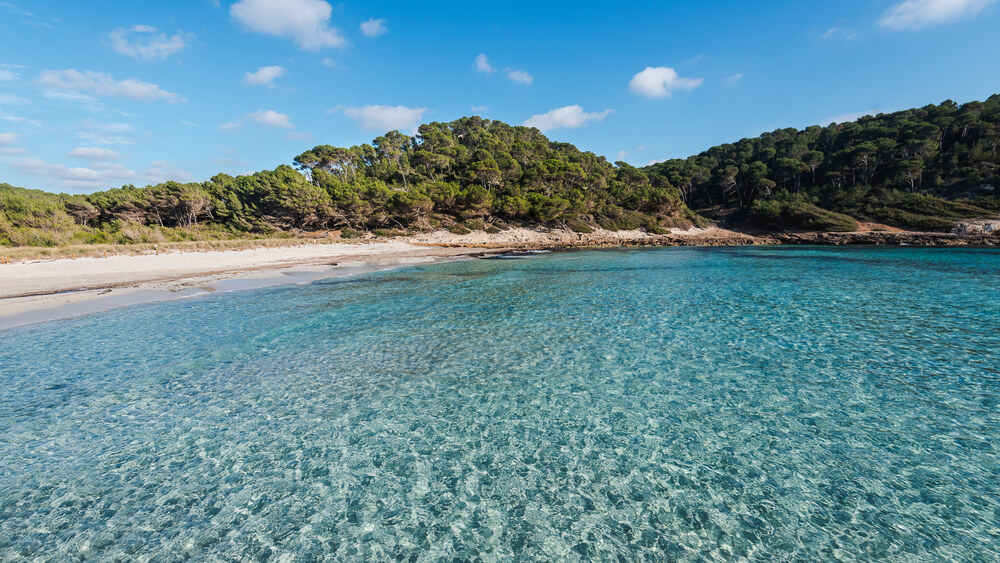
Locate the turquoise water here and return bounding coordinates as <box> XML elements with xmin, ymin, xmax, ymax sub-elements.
<box><xmin>1</xmin><ymin>247</ymin><xmax>999</xmax><ymax>561</ymax></box>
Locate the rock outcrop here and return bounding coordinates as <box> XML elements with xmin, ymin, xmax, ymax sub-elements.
<box><xmin>952</xmin><ymin>218</ymin><xmax>1000</xmax><ymax>236</ymax></box>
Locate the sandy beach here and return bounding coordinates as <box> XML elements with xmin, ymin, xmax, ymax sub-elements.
<box><xmin>0</xmin><ymin>239</ymin><xmax>499</xmax><ymax>329</ymax></box>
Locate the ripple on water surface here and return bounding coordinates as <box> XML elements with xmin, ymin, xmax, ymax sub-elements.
<box><xmin>1</xmin><ymin>247</ymin><xmax>999</xmax><ymax>560</ymax></box>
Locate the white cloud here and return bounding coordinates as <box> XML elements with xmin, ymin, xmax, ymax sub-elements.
<box><xmin>0</xmin><ymin>93</ymin><xmax>29</xmax><ymax>105</ymax></box>
<box><xmin>108</xmin><ymin>25</ymin><xmax>192</xmax><ymax>61</ymax></box>
<box><xmin>0</xmin><ymin>111</ymin><xmax>43</xmax><ymax>127</ymax></box>
<box><xmin>0</xmin><ymin>3</ymin><xmax>34</xmax><ymax>17</ymax></box>
<box><xmin>505</xmin><ymin>68</ymin><xmax>533</xmax><ymax>85</ymax></box>
<box><xmin>142</xmin><ymin>160</ymin><xmax>194</xmax><ymax>184</ymax></box>
<box><xmin>523</xmin><ymin>105</ymin><xmax>613</xmax><ymax>132</ymax></box>
<box><xmin>77</xmin><ymin>119</ymin><xmax>136</xmax><ymax>145</ymax></box>
<box><xmin>39</xmin><ymin>69</ymin><xmax>184</xmax><ymax>103</ymax></box>
<box><xmin>69</xmin><ymin>146</ymin><xmax>123</xmax><ymax>161</ymax></box>
<box><xmin>0</xmin><ymin>3</ymin><xmax>55</xmax><ymax>30</ymax></box>
<box><xmin>475</xmin><ymin>53</ymin><xmax>495</xmax><ymax>74</ymax></box>
<box><xmin>0</xmin><ymin>132</ymin><xmax>19</xmax><ymax>145</ymax></box>
<box><xmin>231</xmin><ymin>0</ymin><xmax>345</xmax><ymax>50</ymax></box>
<box><xmin>723</xmin><ymin>73</ymin><xmax>744</xmax><ymax>86</ymax></box>
<box><xmin>13</xmin><ymin>157</ymin><xmax>137</xmax><ymax>190</ymax></box>
<box><xmin>342</xmin><ymin>105</ymin><xmax>427</xmax><ymax>133</ymax></box>
<box><xmin>248</xmin><ymin>109</ymin><xmax>293</xmax><ymax>128</ymax></box>
<box><xmin>880</xmin><ymin>0</ymin><xmax>995</xmax><ymax>29</ymax></box>
<box><xmin>821</xmin><ymin>27</ymin><xmax>859</xmax><ymax>40</ymax></box>
<box><xmin>0</xmin><ymin>69</ymin><xmax>19</xmax><ymax>80</ymax></box>
<box><xmin>244</xmin><ymin>65</ymin><xmax>286</xmax><ymax>86</ymax></box>
<box><xmin>629</xmin><ymin>67</ymin><xmax>702</xmax><ymax>98</ymax></box>
<box><xmin>82</xmin><ymin>120</ymin><xmax>132</xmax><ymax>134</ymax></box>
<box><xmin>470</xmin><ymin>104</ymin><xmax>489</xmax><ymax>113</ymax></box>
<box><xmin>360</xmin><ymin>18</ymin><xmax>387</xmax><ymax>37</ymax></box>
<box><xmin>41</xmin><ymin>89</ymin><xmax>99</xmax><ymax>104</ymax></box>
<box><xmin>219</xmin><ymin>121</ymin><xmax>242</xmax><ymax>131</ymax></box>
<box><xmin>0</xmin><ymin>147</ymin><xmax>28</xmax><ymax>155</ymax></box>
<box><xmin>617</xmin><ymin>150</ymin><xmax>628</xmax><ymax>160</ymax></box>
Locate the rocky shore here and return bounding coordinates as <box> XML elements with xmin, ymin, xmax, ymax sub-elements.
<box><xmin>423</xmin><ymin>227</ymin><xmax>1000</xmax><ymax>250</ymax></box>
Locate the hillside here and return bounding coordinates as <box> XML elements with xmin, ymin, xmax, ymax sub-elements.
<box><xmin>646</xmin><ymin>96</ymin><xmax>1000</xmax><ymax>232</ymax></box>
<box><xmin>4</xmin><ymin>97</ymin><xmax>1000</xmax><ymax>247</ymax></box>
<box><xmin>1</xmin><ymin>117</ymin><xmax>694</xmax><ymax>247</ymax></box>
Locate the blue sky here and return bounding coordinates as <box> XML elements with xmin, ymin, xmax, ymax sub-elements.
<box><xmin>1</xmin><ymin>0</ymin><xmax>999</xmax><ymax>193</ymax></box>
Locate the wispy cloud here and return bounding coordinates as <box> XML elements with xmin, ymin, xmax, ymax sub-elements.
<box><xmin>360</xmin><ymin>18</ymin><xmax>387</xmax><ymax>37</ymax></box>
<box><xmin>69</xmin><ymin>146</ymin><xmax>123</xmax><ymax>161</ymax></box>
<box><xmin>0</xmin><ymin>110</ymin><xmax>43</xmax><ymax>127</ymax></box>
<box><xmin>820</xmin><ymin>27</ymin><xmax>859</xmax><ymax>40</ymax></box>
<box><xmin>524</xmin><ymin>105</ymin><xmax>613</xmax><ymax>132</ymax></box>
<box><xmin>0</xmin><ymin>132</ymin><xmax>21</xmax><ymax>145</ymax></box>
<box><xmin>13</xmin><ymin>157</ymin><xmax>137</xmax><ymax>190</ymax></box>
<box><xmin>244</xmin><ymin>65</ymin><xmax>286</xmax><ymax>86</ymax></box>
<box><xmin>505</xmin><ymin>68</ymin><xmax>534</xmax><ymax>86</ymax></box>
<box><xmin>0</xmin><ymin>2</ymin><xmax>56</xmax><ymax>30</ymax></box>
<box><xmin>0</xmin><ymin>69</ymin><xmax>20</xmax><ymax>80</ymax></box>
<box><xmin>248</xmin><ymin>109</ymin><xmax>293</xmax><ymax>128</ymax></box>
<box><xmin>723</xmin><ymin>73</ymin><xmax>743</xmax><ymax>86</ymax></box>
<box><xmin>39</xmin><ymin>69</ymin><xmax>184</xmax><ymax>103</ymax></box>
<box><xmin>108</xmin><ymin>25</ymin><xmax>192</xmax><ymax>61</ymax></box>
<box><xmin>821</xmin><ymin>111</ymin><xmax>874</xmax><ymax>125</ymax></box>
<box><xmin>341</xmin><ymin>105</ymin><xmax>427</xmax><ymax>133</ymax></box>
<box><xmin>0</xmin><ymin>2</ymin><xmax>34</xmax><ymax>17</ymax></box>
<box><xmin>629</xmin><ymin>67</ymin><xmax>702</xmax><ymax>98</ymax></box>
<box><xmin>880</xmin><ymin>0</ymin><xmax>996</xmax><ymax>29</ymax></box>
<box><xmin>231</xmin><ymin>0</ymin><xmax>345</xmax><ymax>50</ymax></box>
<box><xmin>475</xmin><ymin>54</ymin><xmax>495</xmax><ymax>74</ymax></box>
<box><xmin>142</xmin><ymin>160</ymin><xmax>194</xmax><ymax>184</ymax></box>
<box><xmin>77</xmin><ymin>119</ymin><xmax>136</xmax><ymax>145</ymax></box>
<box><xmin>0</xmin><ymin>93</ymin><xmax>29</xmax><ymax>105</ymax></box>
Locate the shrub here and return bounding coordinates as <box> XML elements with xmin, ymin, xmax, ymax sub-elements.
<box><xmin>565</xmin><ymin>219</ymin><xmax>593</xmax><ymax>233</ymax></box>
<box><xmin>750</xmin><ymin>193</ymin><xmax>858</xmax><ymax>232</ymax></box>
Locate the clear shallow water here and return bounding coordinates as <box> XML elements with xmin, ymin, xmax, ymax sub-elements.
<box><xmin>1</xmin><ymin>247</ymin><xmax>999</xmax><ymax>561</ymax></box>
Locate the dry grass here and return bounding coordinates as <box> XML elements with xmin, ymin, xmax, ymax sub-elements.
<box><xmin>0</xmin><ymin>236</ymin><xmax>371</xmax><ymax>263</ymax></box>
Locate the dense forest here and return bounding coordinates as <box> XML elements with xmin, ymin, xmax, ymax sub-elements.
<box><xmin>3</xmin><ymin>97</ymin><xmax>1000</xmax><ymax>247</ymax></box>
<box><xmin>1</xmin><ymin>117</ymin><xmax>693</xmax><ymax>246</ymax></box>
<box><xmin>646</xmin><ymin>96</ymin><xmax>1000</xmax><ymax>231</ymax></box>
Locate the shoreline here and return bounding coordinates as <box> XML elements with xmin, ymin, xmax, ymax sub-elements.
<box><xmin>2</xmin><ymin>226</ymin><xmax>997</xmax><ymax>330</ymax></box>
<box><xmin>0</xmin><ymin>242</ymin><xmax>499</xmax><ymax>330</ymax></box>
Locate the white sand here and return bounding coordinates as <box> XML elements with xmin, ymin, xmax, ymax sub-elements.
<box><xmin>0</xmin><ymin>240</ymin><xmax>486</xmax><ymax>328</ymax></box>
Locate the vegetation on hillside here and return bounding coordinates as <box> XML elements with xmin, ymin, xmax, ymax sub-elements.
<box><xmin>646</xmin><ymin>95</ymin><xmax>1000</xmax><ymax>231</ymax></box>
<box><xmin>4</xmin><ymin>96</ymin><xmax>1000</xmax><ymax>246</ymax></box>
<box><xmin>1</xmin><ymin>118</ymin><xmax>695</xmax><ymax>247</ymax></box>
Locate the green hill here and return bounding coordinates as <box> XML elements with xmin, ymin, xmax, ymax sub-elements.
<box><xmin>2</xmin><ymin>117</ymin><xmax>694</xmax><ymax>247</ymax></box>
<box><xmin>4</xmin><ymin>97</ymin><xmax>1000</xmax><ymax>247</ymax></box>
<box><xmin>646</xmin><ymin>95</ymin><xmax>1000</xmax><ymax>231</ymax></box>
